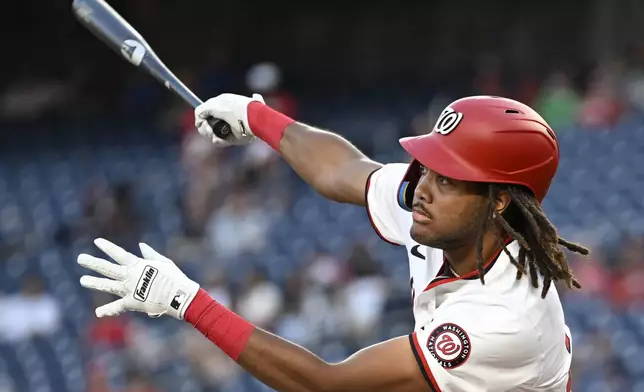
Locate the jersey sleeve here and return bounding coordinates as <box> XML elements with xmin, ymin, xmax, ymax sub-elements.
<box><xmin>409</xmin><ymin>300</ymin><xmax>541</xmax><ymax>392</ymax></box>
<box><xmin>365</xmin><ymin>163</ymin><xmax>412</xmax><ymax>246</ymax></box>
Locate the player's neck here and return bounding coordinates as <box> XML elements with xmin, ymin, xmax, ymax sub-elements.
<box><xmin>444</xmin><ymin>232</ymin><xmax>506</xmax><ymax>277</ymax></box>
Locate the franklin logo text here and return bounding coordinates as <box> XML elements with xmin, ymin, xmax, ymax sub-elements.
<box><xmin>134</xmin><ymin>266</ymin><xmax>158</xmax><ymax>302</ymax></box>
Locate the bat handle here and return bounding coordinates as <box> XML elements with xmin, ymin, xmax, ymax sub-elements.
<box><xmin>207</xmin><ymin>117</ymin><xmax>233</xmax><ymax>140</ymax></box>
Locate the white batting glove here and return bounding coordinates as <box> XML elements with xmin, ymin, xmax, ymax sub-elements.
<box><xmin>78</xmin><ymin>238</ymin><xmax>200</xmax><ymax>320</ymax></box>
<box><xmin>194</xmin><ymin>93</ymin><xmax>265</xmax><ymax>146</ymax></box>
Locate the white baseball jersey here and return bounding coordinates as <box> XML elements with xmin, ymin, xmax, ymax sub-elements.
<box><xmin>365</xmin><ymin>163</ymin><xmax>573</xmax><ymax>392</ymax></box>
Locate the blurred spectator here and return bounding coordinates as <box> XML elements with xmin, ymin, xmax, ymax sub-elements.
<box><xmin>70</xmin><ymin>181</ymin><xmax>144</xmax><ymax>250</ymax></box>
<box><xmin>298</xmin><ymin>253</ymin><xmax>346</xmax><ymax>344</ymax></box>
<box><xmin>181</xmin><ymin>139</ymin><xmax>224</xmax><ymax>236</ymax></box>
<box><xmin>567</xmin><ymin>252</ymin><xmax>611</xmax><ymax>297</ymax></box>
<box><xmin>246</xmin><ymin>62</ymin><xmax>298</xmax><ymax>118</ymax></box>
<box><xmin>610</xmin><ymin>236</ymin><xmax>644</xmax><ymax>308</ymax></box>
<box><xmin>242</xmin><ymin>141</ymin><xmax>280</xmax><ymax>176</ymax></box>
<box><xmin>52</xmin><ymin>180</ymin><xmax>111</xmax><ymax>247</ymax></box>
<box><xmin>535</xmin><ymin>70</ymin><xmax>581</xmax><ymax>129</ymax></box>
<box><xmin>239</xmin><ymin>142</ymin><xmax>289</xmax><ymax>221</ymax></box>
<box><xmin>514</xmin><ymin>69</ymin><xmax>541</xmax><ymax>107</ymax></box>
<box><xmin>304</xmin><ymin>251</ymin><xmax>344</xmax><ymax>289</ymax></box>
<box><xmin>167</xmin><ymin>68</ymin><xmax>201</xmax><ymax>140</ymax></box>
<box><xmin>103</xmin><ymin>183</ymin><xmax>142</xmax><ymax>237</ymax></box>
<box><xmin>87</xmin><ymin>367</ymin><xmax>111</xmax><ymax>392</ymax></box>
<box><xmin>178</xmin><ymin>327</ymin><xmax>241</xmax><ymax>389</ymax></box>
<box><xmin>275</xmin><ymin>271</ymin><xmax>312</xmax><ymax>346</ymax></box>
<box><xmin>87</xmin><ymin>292</ymin><xmax>130</xmax><ymax>351</ymax></box>
<box><xmin>164</xmin><ymin>66</ymin><xmax>232</xmax><ymax>238</ymax></box>
<box><xmin>0</xmin><ymin>275</ymin><xmax>61</xmax><ymax>342</ymax></box>
<box><xmin>0</xmin><ymin>77</ymin><xmax>74</xmax><ymax>120</ymax></box>
<box><xmin>125</xmin><ymin>320</ymin><xmax>172</xmax><ymax>375</ymax></box>
<box><xmin>236</xmin><ymin>267</ymin><xmax>284</xmax><ymax>329</ymax></box>
<box><xmin>206</xmin><ymin>186</ymin><xmax>270</xmax><ymax>259</ymax></box>
<box><xmin>578</xmin><ymin>61</ymin><xmax>624</xmax><ymax>128</ymax></box>
<box><xmin>340</xmin><ymin>244</ymin><xmax>388</xmax><ymax>345</ymax></box>
<box><xmin>201</xmin><ymin>267</ymin><xmax>233</xmax><ymax>309</ymax></box>
<box><xmin>124</xmin><ymin>370</ymin><xmax>159</xmax><ymax>392</ymax></box>
<box><xmin>572</xmin><ymin>330</ymin><xmax>628</xmax><ymax>390</ymax></box>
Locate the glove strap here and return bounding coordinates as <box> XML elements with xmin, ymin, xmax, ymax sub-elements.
<box><xmin>185</xmin><ymin>289</ymin><xmax>255</xmax><ymax>361</ymax></box>
<box><xmin>247</xmin><ymin>101</ymin><xmax>295</xmax><ymax>151</ymax></box>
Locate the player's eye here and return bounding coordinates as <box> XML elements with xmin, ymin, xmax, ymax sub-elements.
<box><xmin>437</xmin><ymin>175</ymin><xmax>451</xmax><ymax>186</ymax></box>
<box><xmin>419</xmin><ymin>165</ymin><xmax>428</xmax><ymax>175</ymax></box>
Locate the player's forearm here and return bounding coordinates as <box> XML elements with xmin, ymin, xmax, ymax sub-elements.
<box><xmin>237</xmin><ymin>328</ymin><xmax>336</xmax><ymax>392</ymax></box>
<box><xmin>238</xmin><ymin>330</ymin><xmax>422</xmax><ymax>392</ymax></box>
<box><xmin>185</xmin><ymin>289</ymin><xmax>340</xmax><ymax>392</ymax></box>
<box><xmin>185</xmin><ymin>289</ymin><xmax>421</xmax><ymax>392</ymax></box>
<box><xmin>248</xmin><ymin>103</ymin><xmax>381</xmax><ymax>206</ymax></box>
<box><xmin>184</xmin><ymin>289</ymin><xmax>329</xmax><ymax>392</ymax></box>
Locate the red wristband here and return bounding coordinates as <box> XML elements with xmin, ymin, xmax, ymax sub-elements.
<box><xmin>185</xmin><ymin>289</ymin><xmax>255</xmax><ymax>361</ymax></box>
<box><xmin>247</xmin><ymin>101</ymin><xmax>295</xmax><ymax>151</ymax></box>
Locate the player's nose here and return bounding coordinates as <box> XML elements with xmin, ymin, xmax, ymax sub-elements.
<box><xmin>414</xmin><ymin>174</ymin><xmax>433</xmax><ymax>204</ymax></box>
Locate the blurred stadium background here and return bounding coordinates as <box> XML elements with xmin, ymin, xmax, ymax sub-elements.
<box><xmin>1</xmin><ymin>0</ymin><xmax>644</xmax><ymax>391</ymax></box>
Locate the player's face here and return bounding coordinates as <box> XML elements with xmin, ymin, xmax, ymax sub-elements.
<box><xmin>410</xmin><ymin>166</ymin><xmax>490</xmax><ymax>249</ymax></box>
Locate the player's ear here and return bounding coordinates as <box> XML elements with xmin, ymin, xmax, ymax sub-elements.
<box><xmin>494</xmin><ymin>190</ymin><xmax>511</xmax><ymax>216</ymax></box>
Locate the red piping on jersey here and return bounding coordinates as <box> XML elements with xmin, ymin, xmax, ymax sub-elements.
<box><xmin>365</xmin><ymin>168</ymin><xmax>404</xmax><ymax>247</ymax></box>
<box><xmin>422</xmin><ymin>237</ymin><xmax>513</xmax><ymax>293</ymax></box>
<box><xmin>411</xmin><ymin>332</ymin><xmax>443</xmax><ymax>392</ymax></box>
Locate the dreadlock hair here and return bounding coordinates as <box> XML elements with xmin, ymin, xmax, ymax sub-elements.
<box><xmin>474</xmin><ymin>184</ymin><xmax>589</xmax><ymax>298</ymax></box>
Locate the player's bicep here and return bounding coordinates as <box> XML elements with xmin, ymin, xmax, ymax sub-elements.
<box><xmin>330</xmin><ymin>335</ymin><xmax>432</xmax><ymax>392</ymax></box>
<box><xmin>365</xmin><ymin>163</ymin><xmax>412</xmax><ymax>245</ymax></box>
<box><xmin>334</xmin><ymin>158</ymin><xmax>383</xmax><ymax>207</ymax></box>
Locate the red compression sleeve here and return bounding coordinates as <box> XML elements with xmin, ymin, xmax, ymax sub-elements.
<box><xmin>185</xmin><ymin>289</ymin><xmax>255</xmax><ymax>361</ymax></box>
<box><xmin>247</xmin><ymin>101</ymin><xmax>295</xmax><ymax>151</ymax></box>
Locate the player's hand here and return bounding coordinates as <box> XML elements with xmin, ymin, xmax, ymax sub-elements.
<box><xmin>194</xmin><ymin>93</ymin><xmax>265</xmax><ymax>146</ymax></box>
<box><xmin>77</xmin><ymin>238</ymin><xmax>200</xmax><ymax>320</ymax></box>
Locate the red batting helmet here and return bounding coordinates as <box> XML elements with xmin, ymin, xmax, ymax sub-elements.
<box><xmin>398</xmin><ymin>96</ymin><xmax>559</xmax><ymax>206</ymax></box>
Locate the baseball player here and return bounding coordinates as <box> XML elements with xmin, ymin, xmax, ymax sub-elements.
<box><xmin>77</xmin><ymin>94</ymin><xmax>588</xmax><ymax>391</ymax></box>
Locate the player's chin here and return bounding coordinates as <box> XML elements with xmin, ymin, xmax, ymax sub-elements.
<box><xmin>410</xmin><ymin>222</ymin><xmax>437</xmax><ymax>244</ymax></box>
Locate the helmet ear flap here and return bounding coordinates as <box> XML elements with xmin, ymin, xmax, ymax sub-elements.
<box><xmin>399</xmin><ymin>160</ymin><xmax>422</xmax><ymax>211</ymax></box>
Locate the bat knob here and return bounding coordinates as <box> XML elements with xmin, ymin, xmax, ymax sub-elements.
<box><xmin>207</xmin><ymin>117</ymin><xmax>233</xmax><ymax>140</ymax></box>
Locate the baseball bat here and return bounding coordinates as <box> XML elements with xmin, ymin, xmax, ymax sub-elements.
<box><xmin>72</xmin><ymin>0</ymin><xmax>232</xmax><ymax>139</ymax></box>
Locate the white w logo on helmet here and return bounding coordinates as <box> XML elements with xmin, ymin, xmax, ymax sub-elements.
<box><xmin>433</xmin><ymin>107</ymin><xmax>463</xmax><ymax>135</ymax></box>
